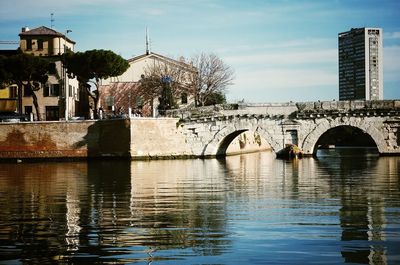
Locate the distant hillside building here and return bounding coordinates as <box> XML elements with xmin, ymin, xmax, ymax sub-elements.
<box><xmin>338</xmin><ymin>27</ymin><xmax>383</xmax><ymax>100</ymax></box>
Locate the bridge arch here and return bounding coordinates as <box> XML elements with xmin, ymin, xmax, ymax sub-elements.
<box><xmin>301</xmin><ymin>118</ymin><xmax>385</xmax><ymax>155</ymax></box>
<box><xmin>201</xmin><ymin>121</ymin><xmax>281</xmax><ymax>157</ymax></box>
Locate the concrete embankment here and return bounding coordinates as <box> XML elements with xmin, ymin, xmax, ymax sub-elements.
<box><xmin>0</xmin><ymin>118</ymin><xmax>196</xmax><ymax>161</ymax></box>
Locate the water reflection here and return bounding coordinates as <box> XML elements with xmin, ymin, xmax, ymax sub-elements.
<box><xmin>0</xmin><ymin>150</ymin><xmax>399</xmax><ymax>264</ymax></box>
<box><xmin>315</xmin><ymin>149</ymin><xmax>399</xmax><ymax>265</ymax></box>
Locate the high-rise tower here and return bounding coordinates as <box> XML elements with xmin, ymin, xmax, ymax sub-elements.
<box><xmin>338</xmin><ymin>28</ymin><xmax>383</xmax><ymax>100</ymax></box>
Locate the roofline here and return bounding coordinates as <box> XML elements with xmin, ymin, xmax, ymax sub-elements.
<box><xmin>128</xmin><ymin>52</ymin><xmax>196</xmax><ymax>72</ymax></box>
<box><xmin>338</xmin><ymin>27</ymin><xmax>382</xmax><ymax>36</ymax></box>
<box><xmin>19</xmin><ymin>26</ymin><xmax>76</xmax><ymax>44</ymax></box>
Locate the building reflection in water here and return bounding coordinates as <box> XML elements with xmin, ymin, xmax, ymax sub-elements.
<box><xmin>65</xmin><ymin>175</ymin><xmax>84</xmax><ymax>251</ymax></box>
<box><xmin>223</xmin><ymin>150</ymin><xmax>399</xmax><ymax>265</ymax></box>
<box><xmin>0</xmin><ymin>162</ymin><xmax>88</xmax><ymax>261</ymax></box>
<box><xmin>127</xmin><ymin>159</ymin><xmax>231</xmax><ymax>255</ymax></box>
<box><xmin>314</xmin><ymin>149</ymin><xmax>399</xmax><ymax>265</ymax></box>
<box><xmin>0</xmin><ymin>149</ymin><xmax>399</xmax><ymax>264</ymax></box>
<box><xmin>85</xmin><ymin>159</ymin><xmax>232</xmax><ymax>259</ymax></box>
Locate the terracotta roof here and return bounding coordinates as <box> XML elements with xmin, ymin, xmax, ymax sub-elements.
<box><xmin>19</xmin><ymin>26</ymin><xmax>76</xmax><ymax>44</ymax></box>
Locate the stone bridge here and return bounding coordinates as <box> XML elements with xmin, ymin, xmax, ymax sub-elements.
<box><xmin>169</xmin><ymin>100</ymin><xmax>400</xmax><ymax>157</ymax></box>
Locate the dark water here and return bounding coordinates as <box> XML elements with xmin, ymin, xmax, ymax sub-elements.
<box><xmin>0</xmin><ymin>149</ymin><xmax>399</xmax><ymax>264</ymax></box>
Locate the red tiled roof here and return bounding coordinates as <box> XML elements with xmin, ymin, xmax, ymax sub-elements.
<box><xmin>19</xmin><ymin>26</ymin><xmax>76</xmax><ymax>44</ymax></box>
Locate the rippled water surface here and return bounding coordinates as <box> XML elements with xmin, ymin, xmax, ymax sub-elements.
<box><xmin>1</xmin><ymin>149</ymin><xmax>400</xmax><ymax>264</ymax></box>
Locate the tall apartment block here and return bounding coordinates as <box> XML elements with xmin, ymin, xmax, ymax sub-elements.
<box><xmin>338</xmin><ymin>28</ymin><xmax>383</xmax><ymax>100</ymax></box>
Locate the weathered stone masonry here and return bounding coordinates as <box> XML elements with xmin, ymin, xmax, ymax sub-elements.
<box><xmin>176</xmin><ymin>100</ymin><xmax>400</xmax><ymax>157</ymax></box>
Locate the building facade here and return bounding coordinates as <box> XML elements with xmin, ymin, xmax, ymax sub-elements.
<box><xmin>338</xmin><ymin>27</ymin><xmax>383</xmax><ymax>100</ymax></box>
<box><xmin>18</xmin><ymin>26</ymin><xmax>80</xmax><ymax>120</ymax></box>
<box><xmin>100</xmin><ymin>52</ymin><xmax>196</xmax><ymax>117</ymax></box>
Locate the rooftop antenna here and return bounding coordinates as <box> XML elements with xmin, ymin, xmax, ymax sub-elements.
<box><xmin>146</xmin><ymin>27</ymin><xmax>150</xmax><ymax>55</ymax></box>
<box><xmin>51</xmin><ymin>13</ymin><xmax>55</xmax><ymax>29</ymax></box>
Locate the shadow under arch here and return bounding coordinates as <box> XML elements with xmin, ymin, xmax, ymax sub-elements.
<box><xmin>215</xmin><ymin>129</ymin><xmax>248</xmax><ymax>157</ymax></box>
<box><xmin>312</xmin><ymin>125</ymin><xmax>378</xmax><ymax>155</ymax></box>
<box><xmin>301</xmin><ymin>118</ymin><xmax>385</xmax><ymax>156</ymax></box>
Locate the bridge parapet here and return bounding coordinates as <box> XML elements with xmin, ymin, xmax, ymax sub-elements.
<box><xmin>295</xmin><ymin>100</ymin><xmax>400</xmax><ymax>119</ymax></box>
<box><xmin>168</xmin><ymin>100</ymin><xmax>400</xmax><ymax>121</ymax></box>
<box><xmin>296</xmin><ymin>100</ymin><xmax>400</xmax><ymax>111</ymax></box>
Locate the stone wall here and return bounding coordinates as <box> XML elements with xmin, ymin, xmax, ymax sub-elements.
<box><xmin>129</xmin><ymin>118</ymin><xmax>193</xmax><ymax>159</ymax></box>
<box><xmin>0</xmin><ymin>119</ymin><xmax>131</xmax><ymax>160</ymax></box>
<box><xmin>0</xmin><ymin>118</ymin><xmax>197</xmax><ymax>161</ymax></box>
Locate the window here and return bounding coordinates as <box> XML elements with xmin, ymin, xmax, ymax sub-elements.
<box><xmin>9</xmin><ymin>85</ymin><xmax>18</xmax><ymax>98</ymax></box>
<box><xmin>25</xmin><ymin>106</ymin><xmax>33</xmax><ymax>114</ymax></box>
<box><xmin>69</xmin><ymin>85</ymin><xmax>72</xmax><ymax>98</ymax></box>
<box><xmin>43</xmin><ymin>84</ymin><xmax>60</xmax><ymax>97</ymax></box>
<box><xmin>23</xmin><ymin>84</ymin><xmax>33</xmax><ymax>97</ymax></box>
<box><xmin>37</xmin><ymin>39</ymin><xmax>44</xmax><ymax>50</ymax></box>
<box><xmin>45</xmin><ymin>106</ymin><xmax>60</xmax><ymax>121</ymax></box>
<box><xmin>26</xmin><ymin>39</ymin><xmax>32</xmax><ymax>50</ymax></box>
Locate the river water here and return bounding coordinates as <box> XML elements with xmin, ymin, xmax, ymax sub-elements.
<box><xmin>0</xmin><ymin>148</ymin><xmax>399</xmax><ymax>264</ymax></box>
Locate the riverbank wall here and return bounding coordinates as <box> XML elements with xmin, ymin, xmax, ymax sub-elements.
<box><xmin>0</xmin><ymin>118</ymin><xmax>195</xmax><ymax>161</ymax></box>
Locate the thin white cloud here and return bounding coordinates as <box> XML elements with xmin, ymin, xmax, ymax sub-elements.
<box><xmin>233</xmin><ymin>68</ymin><xmax>337</xmax><ymax>89</ymax></box>
<box><xmin>384</xmin><ymin>45</ymin><xmax>400</xmax><ymax>81</ymax></box>
<box><xmin>225</xmin><ymin>48</ymin><xmax>337</xmax><ymax>66</ymax></box>
<box><xmin>142</xmin><ymin>8</ymin><xmax>165</xmax><ymax>16</ymax></box>
<box><xmin>385</xmin><ymin>32</ymin><xmax>400</xmax><ymax>40</ymax></box>
<box><xmin>216</xmin><ymin>38</ymin><xmax>335</xmax><ymax>54</ymax></box>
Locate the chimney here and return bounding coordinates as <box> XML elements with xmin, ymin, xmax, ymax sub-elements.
<box><xmin>21</xmin><ymin>27</ymin><xmax>29</xmax><ymax>33</ymax></box>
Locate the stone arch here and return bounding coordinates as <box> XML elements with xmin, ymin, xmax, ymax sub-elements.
<box><xmin>201</xmin><ymin>119</ymin><xmax>280</xmax><ymax>157</ymax></box>
<box><xmin>215</xmin><ymin>129</ymin><xmax>248</xmax><ymax>156</ymax></box>
<box><xmin>301</xmin><ymin>118</ymin><xmax>386</xmax><ymax>155</ymax></box>
<box><xmin>201</xmin><ymin>121</ymin><xmax>250</xmax><ymax>157</ymax></box>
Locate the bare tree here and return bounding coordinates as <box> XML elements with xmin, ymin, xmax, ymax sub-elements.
<box><xmin>190</xmin><ymin>53</ymin><xmax>234</xmax><ymax>106</ymax></box>
<box><xmin>139</xmin><ymin>59</ymin><xmax>196</xmax><ymax>113</ymax></box>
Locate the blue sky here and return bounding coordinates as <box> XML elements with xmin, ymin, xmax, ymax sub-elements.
<box><xmin>1</xmin><ymin>0</ymin><xmax>399</xmax><ymax>103</ymax></box>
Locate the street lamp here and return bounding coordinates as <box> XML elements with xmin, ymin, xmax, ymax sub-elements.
<box><xmin>64</xmin><ymin>30</ymin><xmax>71</xmax><ymax>121</ymax></box>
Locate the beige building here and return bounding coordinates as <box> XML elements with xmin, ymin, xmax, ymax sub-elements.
<box><xmin>18</xmin><ymin>26</ymin><xmax>80</xmax><ymax>120</ymax></box>
<box><xmin>100</xmin><ymin>52</ymin><xmax>196</xmax><ymax>117</ymax></box>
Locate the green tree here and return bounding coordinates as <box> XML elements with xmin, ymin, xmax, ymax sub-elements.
<box><xmin>63</xmin><ymin>49</ymin><xmax>129</xmax><ymax>117</ymax></box>
<box><xmin>0</xmin><ymin>55</ymin><xmax>12</xmax><ymax>88</ymax></box>
<box><xmin>157</xmin><ymin>76</ymin><xmax>176</xmax><ymax>115</ymax></box>
<box><xmin>3</xmin><ymin>53</ymin><xmax>54</xmax><ymax>120</ymax></box>
<box><xmin>203</xmin><ymin>91</ymin><xmax>227</xmax><ymax>106</ymax></box>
